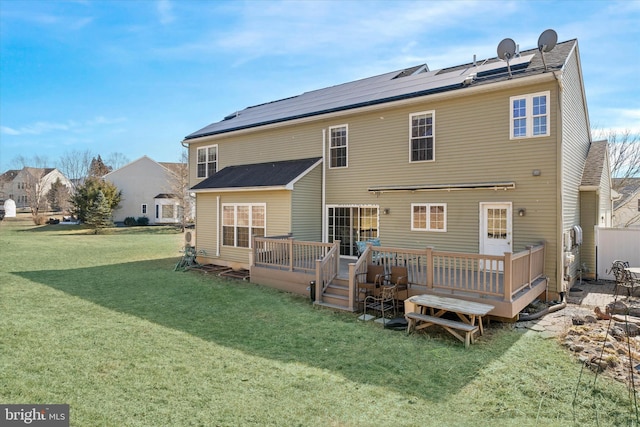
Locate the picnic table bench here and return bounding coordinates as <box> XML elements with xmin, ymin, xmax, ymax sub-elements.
<box><xmin>405</xmin><ymin>294</ymin><xmax>494</xmax><ymax>348</ymax></box>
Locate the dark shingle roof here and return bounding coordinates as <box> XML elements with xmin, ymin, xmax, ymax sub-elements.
<box><xmin>185</xmin><ymin>40</ymin><xmax>577</xmax><ymax>141</ymax></box>
<box><xmin>191</xmin><ymin>157</ymin><xmax>322</xmax><ymax>191</ymax></box>
<box><xmin>581</xmin><ymin>140</ymin><xmax>608</xmax><ymax>187</ymax></box>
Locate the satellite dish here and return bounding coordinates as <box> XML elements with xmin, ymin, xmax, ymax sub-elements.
<box><xmin>537</xmin><ymin>29</ymin><xmax>557</xmax><ymax>52</ymax></box>
<box><xmin>497</xmin><ymin>38</ymin><xmax>517</xmax><ymax>78</ymax></box>
<box><xmin>497</xmin><ymin>38</ymin><xmax>517</xmax><ymax>60</ymax></box>
<box><xmin>537</xmin><ymin>29</ymin><xmax>558</xmax><ymax>71</ymax></box>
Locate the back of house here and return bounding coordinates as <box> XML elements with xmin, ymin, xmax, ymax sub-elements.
<box><xmin>183</xmin><ymin>32</ymin><xmax>609</xmax><ymax>307</ymax></box>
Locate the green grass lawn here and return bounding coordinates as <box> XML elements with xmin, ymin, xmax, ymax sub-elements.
<box><xmin>0</xmin><ymin>216</ymin><xmax>635</xmax><ymax>426</ymax></box>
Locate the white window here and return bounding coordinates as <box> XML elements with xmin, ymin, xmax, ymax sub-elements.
<box><xmin>222</xmin><ymin>204</ymin><xmax>266</xmax><ymax>248</ymax></box>
<box><xmin>411</xmin><ymin>203</ymin><xmax>446</xmax><ymax>232</ymax></box>
<box><xmin>161</xmin><ymin>205</ymin><xmax>175</xmax><ymax>219</ymax></box>
<box><xmin>410</xmin><ymin>111</ymin><xmax>435</xmax><ymax>162</ymax></box>
<box><xmin>141</xmin><ymin>204</ymin><xmax>147</xmax><ymax>214</ymax></box>
<box><xmin>329</xmin><ymin>125</ymin><xmax>348</xmax><ymax>168</ymax></box>
<box><xmin>510</xmin><ymin>91</ymin><xmax>550</xmax><ymax>139</ymax></box>
<box><xmin>197</xmin><ymin>145</ymin><xmax>218</xmax><ymax>178</ymax></box>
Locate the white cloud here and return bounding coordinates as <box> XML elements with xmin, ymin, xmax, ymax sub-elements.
<box><xmin>0</xmin><ymin>126</ymin><xmax>21</xmax><ymax>136</ymax></box>
<box><xmin>157</xmin><ymin>0</ymin><xmax>175</xmax><ymax>25</ymax></box>
<box><xmin>1</xmin><ymin>117</ymin><xmax>126</xmax><ymax>136</ymax></box>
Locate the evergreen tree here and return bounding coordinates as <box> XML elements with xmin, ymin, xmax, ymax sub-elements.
<box><xmin>69</xmin><ymin>177</ymin><xmax>121</xmax><ymax>222</ymax></box>
<box><xmin>85</xmin><ymin>190</ymin><xmax>113</xmax><ymax>233</ymax></box>
<box><xmin>46</xmin><ymin>178</ymin><xmax>71</xmax><ymax>212</ymax></box>
<box><xmin>89</xmin><ymin>155</ymin><xmax>111</xmax><ymax>177</ymax></box>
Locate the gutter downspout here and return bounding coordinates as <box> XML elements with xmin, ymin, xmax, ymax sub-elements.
<box><xmin>322</xmin><ymin>129</ymin><xmax>327</xmax><ymax>242</ymax></box>
<box><xmin>216</xmin><ymin>195</ymin><xmax>220</xmax><ymax>257</ymax></box>
<box><xmin>554</xmin><ymin>70</ymin><xmax>566</xmax><ymax>295</ymax></box>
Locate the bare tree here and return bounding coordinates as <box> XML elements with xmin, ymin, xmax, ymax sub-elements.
<box><xmin>165</xmin><ymin>150</ymin><xmax>193</xmax><ymax>231</ymax></box>
<box><xmin>106</xmin><ymin>152</ymin><xmax>130</xmax><ymax>171</ymax></box>
<box><xmin>57</xmin><ymin>149</ymin><xmax>94</xmax><ymax>192</ymax></box>
<box><xmin>593</xmin><ymin>129</ymin><xmax>640</xmax><ymax>190</ymax></box>
<box><xmin>12</xmin><ymin>155</ymin><xmax>53</xmax><ymax>221</ymax></box>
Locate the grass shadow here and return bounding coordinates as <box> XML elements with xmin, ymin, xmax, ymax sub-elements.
<box><xmin>14</xmin><ymin>258</ymin><xmax>523</xmax><ymax>401</ymax></box>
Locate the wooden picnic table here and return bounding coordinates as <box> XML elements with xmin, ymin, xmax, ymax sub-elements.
<box><xmin>404</xmin><ymin>294</ymin><xmax>494</xmax><ymax>348</ymax></box>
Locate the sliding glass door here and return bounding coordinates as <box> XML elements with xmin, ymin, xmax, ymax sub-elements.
<box><xmin>327</xmin><ymin>205</ymin><xmax>379</xmax><ymax>256</ymax></box>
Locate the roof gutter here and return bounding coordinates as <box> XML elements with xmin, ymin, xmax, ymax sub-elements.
<box><xmin>190</xmin><ymin>185</ymin><xmax>292</xmax><ymax>194</ymax></box>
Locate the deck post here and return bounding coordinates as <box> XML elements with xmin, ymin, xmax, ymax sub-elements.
<box><xmin>526</xmin><ymin>245</ymin><xmax>533</xmax><ymax>288</ymax></box>
<box><xmin>426</xmin><ymin>247</ymin><xmax>434</xmax><ymax>289</ymax></box>
<box><xmin>503</xmin><ymin>251</ymin><xmax>513</xmax><ymax>302</ymax></box>
<box><xmin>249</xmin><ymin>236</ymin><xmax>255</xmax><ymax>267</ymax></box>
<box><xmin>348</xmin><ymin>262</ymin><xmax>356</xmax><ymax>311</ymax></box>
<box><xmin>288</xmin><ymin>238</ymin><xmax>294</xmax><ymax>272</ymax></box>
<box><xmin>315</xmin><ymin>258</ymin><xmax>322</xmax><ymax>304</ymax></box>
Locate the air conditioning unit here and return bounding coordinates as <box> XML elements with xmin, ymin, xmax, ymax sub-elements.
<box><xmin>184</xmin><ymin>229</ymin><xmax>196</xmax><ymax>248</ymax></box>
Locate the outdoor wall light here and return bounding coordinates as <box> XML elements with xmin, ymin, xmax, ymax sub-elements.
<box><xmin>518</xmin><ymin>208</ymin><xmax>526</xmax><ymax>217</ymax></box>
<box><xmin>383</xmin><ymin>208</ymin><xmax>391</xmax><ymax>215</ymax></box>
<box><xmin>532</xmin><ymin>169</ymin><xmax>541</xmax><ymax>176</ymax></box>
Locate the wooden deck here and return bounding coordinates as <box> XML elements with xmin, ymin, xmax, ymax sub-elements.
<box><xmin>250</xmin><ymin>238</ymin><xmax>547</xmax><ymax>319</ymax></box>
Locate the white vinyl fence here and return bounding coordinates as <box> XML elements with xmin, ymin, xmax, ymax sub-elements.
<box><xmin>596</xmin><ymin>227</ymin><xmax>640</xmax><ymax>280</ymax></box>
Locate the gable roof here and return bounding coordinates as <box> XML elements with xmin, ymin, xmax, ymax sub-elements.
<box><xmin>185</xmin><ymin>39</ymin><xmax>577</xmax><ymax>141</ymax></box>
<box><xmin>191</xmin><ymin>157</ymin><xmax>322</xmax><ymax>192</ymax></box>
<box><xmin>581</xmin><ymin>140</ymin><xmax>608</xmax><ymax>188</ymax></box>
<box><xmin>104</xmin><ymin>156</ymin><xmax>185</xmax><ymax>178</ymax></box>
<box><xmin>0</xmin><ymin>170</ymin><xmax>19</xmax><ymax>183</ymax></box>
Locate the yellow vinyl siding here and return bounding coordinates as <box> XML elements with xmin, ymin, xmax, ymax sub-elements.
<box><xmin>291</xmin><ymin>166</ymin><xmax>322</xmax><ymax>241</ymax></box>
<box><xmin>580</xmin><ymin>191</ymin><xmax>597</xmax><ymax>277</ymax></box>
<box><xmin>561</xmin><ymin>52</ymin><xmax>591</xmax><ymax>229</ymax></box>
<box><xmin>195</xmin><ymin>190</ymin><xmax>292</xmax><ymax>267</ymax></box>
<box><xmin>559</xmin><ymin>51</ymin><xmax>591</xmax><ymax>289</ymax></box>
<box><xmin>188</xmin><ymin>123</ymin><xmax>325</xmax><ymax>187</ymax></box>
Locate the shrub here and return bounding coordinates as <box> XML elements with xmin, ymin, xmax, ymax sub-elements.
<box><xmin>124</xmin><ymin>217</ymin><xmax>137</xmax><ymax>226</ymax></box>
<box><xmin>136</xmin><ymin>216</ymin><xmax>149</xmax><ymax>226</ymax></box>
<box><xmin>33</xmin><ymin>215</ymin><xmax>48</xmax><ymax>225</ymax></box>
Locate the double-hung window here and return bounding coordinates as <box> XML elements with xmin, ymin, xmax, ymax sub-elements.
<box><xmin>197</xmin><ymin>145</ymin><xmax>218</xmax><ymax>178</ymax></box>
<box><xmin>411</xmin><ymin>203</ymin><xmax>446</xmax><ymax>232</ymax></box>
<box><xmin>329</xmin><ymin>125</ymin><xmax>348</xmax><ymax>168</ymax></box>
<box><xmin>410</xmin><ymin>111</ymin><xmax>435</xmax><ymax>162</ymax></box>
<box><xmin>510</xmin><ymin>91</ymin><xmax>550</xmax><ymax>139</ymax></box>
<box><xmin>222</xmin><ymin>204</ymin><xmax>265</xmax><ymax>248</ymax></box>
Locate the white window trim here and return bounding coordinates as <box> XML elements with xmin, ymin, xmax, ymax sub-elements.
<box><xmin>509</xmin><ymin>91</ymin><xmax>550</xmax><ymax>139</ymax></box>
<box><xmin>196</xmin><ymin>144</ymin><xmax>218</xmax><ymax>179</ymax></box>
<box><xmin>409</xmin><ymin>110</ymin><xmax>435</xmax><ymax>163</ymax></box>
<box><xmin>221</xmin><ymin>203</ymin><xmax>266</xmax><ymax>248</ymax></box>
<box><xmin>411</xmin><ymin>203</ymin><xmax>447</xmax><ymax>232</ymax></box>
<box><xmin>328</xmin><ymin>124</ymin><xmax>348</xmax><ymax>169</ymax></box>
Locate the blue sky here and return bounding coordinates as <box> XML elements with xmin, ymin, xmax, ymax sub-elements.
<box><xmin>1</xmin><ymin>0</ymin><xmax>639</xmax><ymax>172</ymax></box>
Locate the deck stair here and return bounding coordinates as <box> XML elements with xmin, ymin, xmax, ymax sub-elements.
<box><xmin>315</xmin><ymin>277</ymin><xmax>359</xmax><ymax>312</ymax></box>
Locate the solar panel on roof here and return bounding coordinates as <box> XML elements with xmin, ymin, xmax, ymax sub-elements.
<box><xmin>467</xmin><ymin>54</ymin><xmax>534</xmax><ymax>78</ymax></box>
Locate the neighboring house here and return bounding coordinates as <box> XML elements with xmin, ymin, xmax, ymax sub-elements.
<box><xmin>0</xmin><ymin>167</ymin><xmax>72</xmax><ymax>211</ymax></box>
<box><xmin>0</xmin><ymin>170</ymin><xmax>19</xmax><ymax>201</ymax></box>
<box><xmin>182</xmin><ymin>35</ymin><xmax>612</xmax><ymax>317</ymax></box>
<box><xmin>613</xmin><ymin>178</ymin><xmax>640</xmax><ymax>228</ymax></box>
<box><xmin>104</xmin><ymin>156</ymin><xmax>189</xmax><ymax>225</ymax></box>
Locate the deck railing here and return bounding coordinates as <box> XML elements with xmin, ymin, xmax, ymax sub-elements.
<box><xmin>253</xmin><ymin>236</ymin><xmax>335</xmax><ymax>273</ymax></box>
<box><xmin>253</xmin><ymin>238</ymin><xmax>545</xmax><ymax>311</ymax></box>
<box><xmin>360</xmin><ymin>244</ymin><xmax>546</xmax><ymax>303</ymax></box>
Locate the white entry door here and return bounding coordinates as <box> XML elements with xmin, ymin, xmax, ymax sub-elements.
<box><xmin>480</xmin><ymin>203</ymin><xmax>512</xmax><ymax>270</ymax></box>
